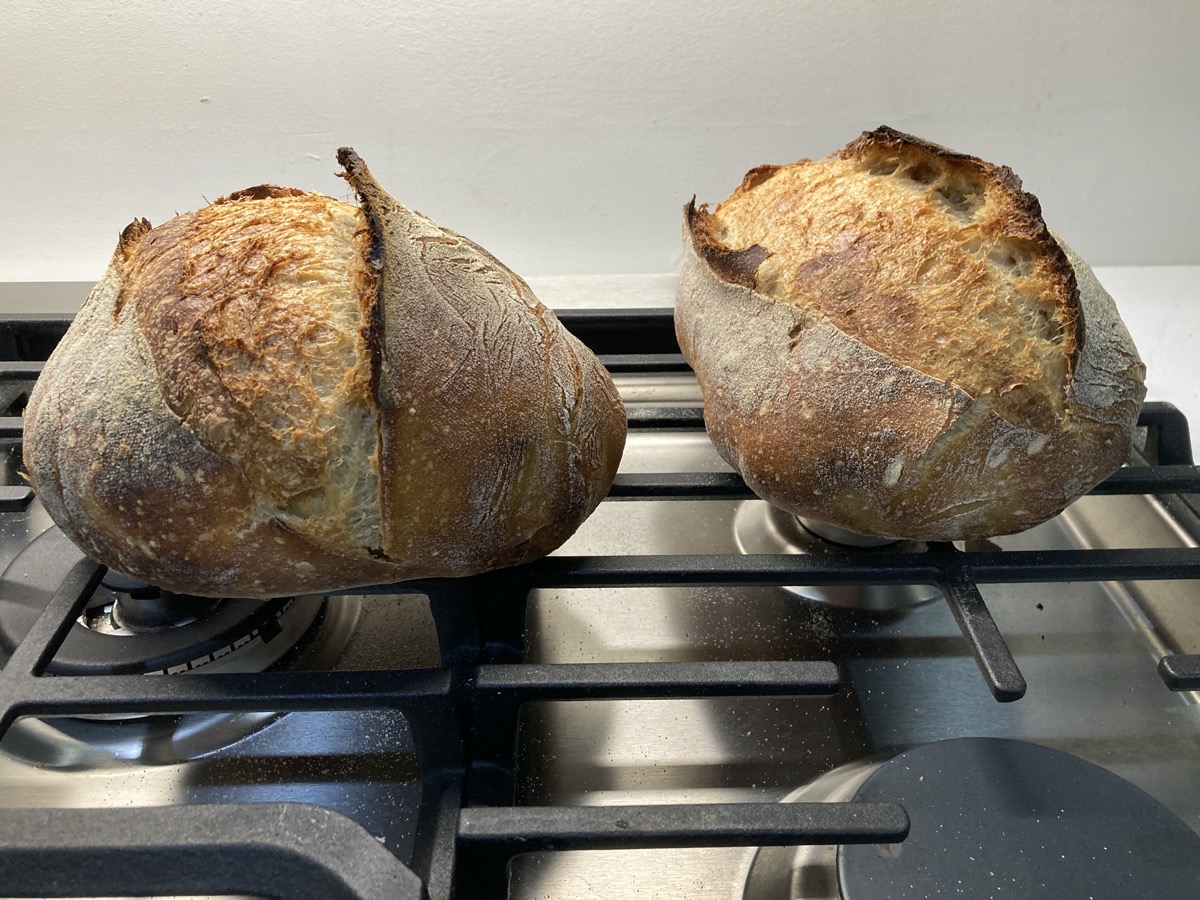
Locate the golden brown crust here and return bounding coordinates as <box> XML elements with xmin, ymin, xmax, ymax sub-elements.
<box><xmin>23</xmin><ymin>152</ymin><xmax>627</xmax><ymax>598</ymax></box>
<box><xmin>836</xmin><ymin>127</ymin><xmax>1080</xmax><ymax>376</ymax></box>
<box><xmin>126</xmin><ymin>194</ymin><xmax>372</xmax><ymax>507</ymax></box>
<box><xmin>695</xmin><ymin>128</ymin><xmax>1080</xmax><ymax>416</ymax></box>
<box><xmin>24</xmin><ymin>191</ymin><xmax>401</xmax><ymax>596</ymax></box>
<box><xmin>676</xmin><ymin>128</ymin><xmax>1145</xmax><ymax>540</ymax></box>
<box><xmin>214</xmin><ymin>184</ymin><xmax>309</xmax><ymax>204</ymax></box>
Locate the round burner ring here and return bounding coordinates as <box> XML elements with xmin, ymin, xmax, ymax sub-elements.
<box><xmin>0</xmin><ymin>526</ymin><xmax>365</xmax><ymax>761</ymax></box>
<box><xmin>0</xmin><ymin>527</ymin><xmax>320</xmax><ymax>675</ymax></box>
<box><xmin>732</xmin><ymin>500</ymin><xmax>941</xmax><ymax>610</ymax></box>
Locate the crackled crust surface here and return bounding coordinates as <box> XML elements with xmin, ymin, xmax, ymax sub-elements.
<box><xmin>22</xmin><ymin>195</ymin><xmax>395</xmax><ymax>597</ymax></box>
<box><xmin>120</xmin><ymin>189</ymin><xmax>383</xmax><ymax>556</ymax></box>
<box><xmin>676</xmin><ymin>127</ymin><xmax>1145</xmax><ymax>540</ymax></box>
<box><xmin>692</xmin><ymin>126</ymin><xmax>1080</xmax><ymax>432</ymax></box>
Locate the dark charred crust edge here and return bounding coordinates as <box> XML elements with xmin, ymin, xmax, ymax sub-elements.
<box><xmin>215</xmin><ymin>184</ymin><xmax>309</xmax><ymax>204</ymax></box>
<box><xmin>841</xmin><ymin>127</ymin><xmax>1041</xmax><ymax>238</ymax></box>
<box><xmin>111</xmin><ymin>219</ymin><xmax>153</xmax><ymax>321</ymax></box>
<box><xmin>684</xmin><ymin>198</ymin><xmax>770</xmax><ymax>291</ymax></box>
<box><xmin>740</xmin><ymin>164</ymin><xmax>782</xmax><ymax>192</ymax></box>
<box><xmin>840</xmin><ymin>126</ymin><xmax>978</xmax><ymax>168</ymax></box>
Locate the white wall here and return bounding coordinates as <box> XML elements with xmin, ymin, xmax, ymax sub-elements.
<box><xmin>3</xmin><ymin>0</ymin><xmax>1199</xmax><ymax>283</ymax></box>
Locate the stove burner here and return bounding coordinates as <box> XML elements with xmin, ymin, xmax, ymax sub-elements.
<box><xmin>0</xmin><ymin>527</ymin><xmax>322</xmax><ymax>675</ymax></box>
<box><xmin>732</xmin><ymin>500</ymin><xmax>940</xmax><ymax>609</ymax></box>
<box><xmin>795</xmin><ymin>518</ymin><xmax>898</xmax><ymax>548</ymax></box>
<box><xmin>83</xmin><ymin>583</ymin><xmax>222</xmax><ymax>635</ymax></box>
<box><xmin>0</xmin><ymin>526</ymin><xmax>365</xmax><ymax>763</ymax></box>
<box><xmin>744</xmin><ymin>738</ymin><xmax>1200</xmax><ymax>899</ymax></box>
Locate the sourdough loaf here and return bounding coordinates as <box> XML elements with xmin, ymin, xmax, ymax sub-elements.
<box><xmin>676</xmin><ymin>127</ymin><xmax>1145</xmax><ymax>541</ymax></box>
<box><xmin>24</xmin><ymin>149</ymin><xmax>626</xmax><ymax>598</ymax></box>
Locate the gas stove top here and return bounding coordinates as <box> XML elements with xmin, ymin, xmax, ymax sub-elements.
<box><xmin>2</xmin><ymin>305</ymin><xmax>1200</xmax><ymax>899</ymax></box>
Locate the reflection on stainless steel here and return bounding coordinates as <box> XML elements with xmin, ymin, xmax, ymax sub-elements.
<box><xmin>741</xmin><ymin>761</ymin><xmax>877</xmax><ymax>900</ymax></box>
<box><xmin>732</xmin><ymin>500</ymin><xmax>941</xmax><ymax>609</ymax></box>
<box><xmin>93</xmin><ymin>591</ymin><xmax>221</xmax><ymax>633</ymax></box>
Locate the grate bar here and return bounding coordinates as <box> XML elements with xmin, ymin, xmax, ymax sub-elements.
<box><xmin>625</xmin><ymin>406</ymin><xmax>705</xmax><ymax>430</ymax></box>
<box><xmin>0</xmin><ymin>486</ymin><xmax>34</xmax><ymax>511</ymax></box>
<box><xmin>409</xmin><ymin>778</ymin><xmax>463</xmax><ymax>900</ymax></box>
<box><xmin>0</xmin><ymin>804</ymin><xmax>422</xmax><ymax>900</ymax></box>
<box><xmin>0</xmin><ymin>416</ymin><xmax>23</xmax><ymax>440</ymax></box>
<box><xmin>607</xmin><ymin>471</ymin><xmax>747</xmax><ymax>498</ymax></box>
<box><xmin>598</xmin><ymin>352</ymin><xmax>691</xmax><ymax>373</ymax></box>
<box><xmin>473</xmin><ymin>659</ymin><xmax>841</xmax><ymax>701</ymax></box>
<box><xmin>2</xmin><ymin>668</ymin><xmax>461</xmax><ymax>776</ymax></box>
<box><xmin>381</xmin><ymin>547</ymin><xmax>1200</xmax><ymax>592</ymax></box>
<box><xmin>1065</xmin><ymin>465</ymin><xmax>1200</xmax><ymax>495</ymax></box>
<box><xmin>9</xmin><ymin>667</ymin><xmax>453</xmax><ymax>717</ymax></box>
<box><xmin>2</xmin><ymin>556</ymin><xmax>102</xmax><ymax>678</ymax></box>
<box><xmin>961</xmin><ymin>547</ymin><xmax>1200</xmax><ymax>582</ymax></box>
<box><xmin>607</xmin><ymin>466</ymin><xmax>1200</xmax><ymax>499</ymax></box>
<box><xmin>458</xmin><ymin>800</ymin><xmax>909</xmax><ymax>850</ymax></box>
<box><xmin>1139</xmin><ymin>403</ymin><xmax>1194</xmax><ymax>465</ymax></box>
<box><xmin>456</xmin><ymin>801</ymin><xmax>909</xmax><ymax>897</ymax></box>
<box><xmin>936</xmin><ymin>550</ymin><xmax>1027</xmax><ymax>702</ymax></box>
<box><xmin>0</xmin><ymin>361</ymin><xmax>44</xmax><ymax>379</ymax></box>
<box><xmin>1158</xmin><ymin>655</ymin><xmax>1200</xmax><ymax>692</ymax></box>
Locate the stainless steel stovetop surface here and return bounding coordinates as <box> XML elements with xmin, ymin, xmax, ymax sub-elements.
<box><xmin>3</xmin><ymin>374</ymin><xmax>1200</xmax><ymax>900</ymax></box>
<box><xmin>510</xmin><ymin>423</ymin><xmax>1200</xmax><ymax>899</ymax></box>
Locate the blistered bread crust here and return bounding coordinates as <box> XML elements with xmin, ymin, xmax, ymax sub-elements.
<box><xmin>676</xmin><ymin>127</ymin><xmax>1145</xmax><ymax>540</ymax></box>
<box><xmin>24</xmin><ymin>154</ymin><xmax>626</xmax><ymax>598</ymax></box>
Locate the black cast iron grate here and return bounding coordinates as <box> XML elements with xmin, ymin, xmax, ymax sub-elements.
<box><xmin>1</xmin><ymin>308</ymin><xmax>1199</xmax><ymax>899</ymax></box>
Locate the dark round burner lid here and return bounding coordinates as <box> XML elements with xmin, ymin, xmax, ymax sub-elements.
<box><xmin>838</xmin><ymin>737</ymin><xmax>1200</xmax><ymax>900</ymax></box>
<box><xmin>0</xmin><ymin>527</ymin><xmax>314</xmax><ymax>675</ymax></box>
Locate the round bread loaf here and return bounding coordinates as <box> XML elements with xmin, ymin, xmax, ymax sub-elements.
<box><xmin>676</xmin><ymin>127</ymin><xmax>1146</xmax><ymax>541</ymax></box>
<box><xmin>24</xmin><ymin>149</ymin><xmax>626</xmax><ymax>598</ymax></box>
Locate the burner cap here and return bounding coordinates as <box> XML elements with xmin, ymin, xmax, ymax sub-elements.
<box><xmin>838</xmin><ymin>737</ymin><xmax>1200</xmax><ymax>900</ymax></box>
<box><xmin>0</xmin><ymin>527</ymin><xmax>322</xmax><ymax>675</ymax></box>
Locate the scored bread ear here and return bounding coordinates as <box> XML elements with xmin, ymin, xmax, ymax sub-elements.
<box><xmin>336</xmin><ymin>148</ymin><xmax>627</xmax><ymax>572</ymax></box>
